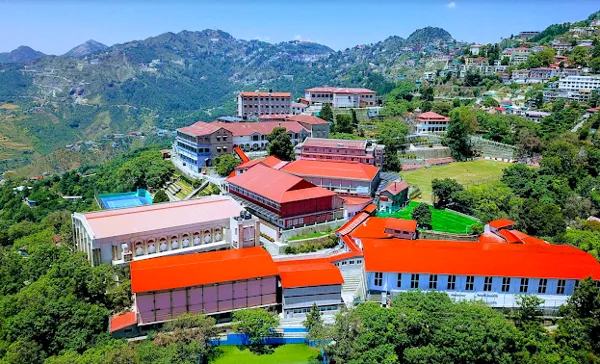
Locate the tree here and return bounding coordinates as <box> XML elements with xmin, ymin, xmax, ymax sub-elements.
<box><xmin>320</xmin><ymin>103</ymin><xmax>334</xmax><ymax>122</ymax></box>
<box><xmin>431</xmin><ymin>178</ymin><xmax>464</xmax><ymax>208</ymax></box>
<box><xmin>513</xmin><ymin>295</ymin><xmax>544</xmax><ymax>329</ymax></box>
<box><xmin>334</xmin><ymin>114</ymin><xmax>354</xmax><ymax>134</ymax></box>
<box><xmin>445</xmin><ymin>107</ymin><xmax>477</xmax><ymax>161</ymax></box>
<box><xmin>377</xmin><ymin>120</ymin><xmax>408</xmax><ymax>172</ymax></box>
<box><xmin>420</xmin><ymin>86</ymin><xmax>434</xmax><ymax>101</ymax></box>
<box><xmin>153</xmin><ymin>313</ymin><xmax>217</xmax><ymax>362</ymax></box>
<box><xmin>232</xmin><ymin>308</ymin><xmax>279</xmax><ymax>345</ymax></box>
<box><xmin>214</xmin><ymin>154</ymin><xmax>240</xmax><ymax>176</ymax></box>
<box><xmin>517</xmin><ymin>198</ymin><xmax>565</xmax><ymax>237</ymax></box>
<box><xmin>267</xmin><ymin>127</ymin><xmax>295</xmax><ymax>161</ymax></box>
<box><xmin>411</xmin><ymin>203</ymin><xmax>432</xmax><ymax>228</ymax></box>
<box><xmin>152</xmin><ymin>189</ymin><xmax>169</xmax><ymax>203</ymax></box>
<box><xmin>482</xmin><ymin>96</ymin><xmax>499</xmax><ymax>108</ymax></box>
<box><xmin>304</xmin><ymin>303</ymin><xmax>328</xmax><ymax>345</ymax></box>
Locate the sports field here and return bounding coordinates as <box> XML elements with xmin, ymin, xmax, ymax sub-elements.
<box><xmin>377</xmin><ymin>201</ymin><xmax>480</xmax><ymax>234</ymax></box>
<box><xmin>402</xmin><ymin>160</ymin><xmax>508</xmax><ymax>203</ymax></box>
<box><xmin>213</xmin><ymin>344</ymin><xmax>320</xmax><ymax>364</ymax></box>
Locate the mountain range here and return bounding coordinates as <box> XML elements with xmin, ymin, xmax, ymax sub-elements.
<box><xmin>0</xmin><ymin>27</ymin><xmax>455</xmax><ymax>175</ymax></box>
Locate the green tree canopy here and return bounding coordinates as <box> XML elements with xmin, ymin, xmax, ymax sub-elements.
<box><xmin>267</xmin><ymin>127</ymin><xmax>295</xmax><ymax>161</ymax></box>
<box><xmin>215</xmin><ymin>154</ymin><xmax>240</xmax><ymax>176</ymax></box>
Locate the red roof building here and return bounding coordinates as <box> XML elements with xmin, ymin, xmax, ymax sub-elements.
<box><xmin>362</xmin><ymin>237</ymin><xmax>600</xmax><ymax>280</ymax></box>
<box><xmin>294</xmin><ymin>137</ymin><xmax>385</xmax><ymax>166</ymax></box>
<box><xmin>226</xmin><ymin>164</ymin><xmax>343</xmax><ymax>229</ymax></box>
<box><xmin>281</xmin><ymin>159</ymin><xmax>380</xmax><ymax>196</ymax></box>
<box><xmin>416</xmin><ymin>112</ymin><xmax>451</xmax><ymax>133</ymax></box>
<box><xmin>304</xmin><ymin>87</ymin><xmax>377</xmax><ymax>108</ymax></box>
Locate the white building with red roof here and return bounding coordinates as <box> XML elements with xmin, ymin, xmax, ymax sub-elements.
<box><xmin>304</xmin><ymin>86</ymin><xmax>377</xmax><ymax>108</ymax></box>
<box><xmin>415</xmin><ymin>111</ymin><xmax>451</xmax><ymax>133</ymax></box>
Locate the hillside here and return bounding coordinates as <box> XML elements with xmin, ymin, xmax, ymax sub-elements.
<box><xmin>0</xmin><ymin>46</ymin><xmax>45</xmax><ymax>63</ymax></box>
<box><xmin>0</xmin><ymin>27</ymin><xmax>452</xmax><ymax>174</ymax></box>
<box><xmin>406</xmin><ymin>26</ymin><xmax>453</xmax><ymax>45</ymax></box>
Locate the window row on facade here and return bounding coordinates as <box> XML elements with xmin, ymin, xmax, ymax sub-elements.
<box><xmin>373</xmin><ymin>273</ymin><xmax>573</xmax><ymax>295</ymax></box>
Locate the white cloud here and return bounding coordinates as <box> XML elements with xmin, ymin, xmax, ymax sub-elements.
<box><xmin>447</xmin><ymin>2</ymin><xmax>456</xmax><ymax>8</ymax></box>
<box><xmin>294</xmin><ymin>34</ymin><xmax>302</xmax><ymax>41</ymax></box>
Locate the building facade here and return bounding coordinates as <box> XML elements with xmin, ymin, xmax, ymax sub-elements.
<box><xmin>72</xmin><ymin>196</ymin><xmax>260</xmax><ymax>266</ymax></box>
<box><xmin>175</xmin><ymin>123</ymin><xmax>233</xmax><ymax>171</ymax></box>
<box><xmin>294</xmin><ymin>137</ymin><xmax>385</xmax><ymax>166</ymax></box>
<box><xmin>378</xmin><ymin>180</ymin><xmax>410</xmax><ymax>212</ymax></box>
<box><xmin>415</xmin><ymin>111</ymin><xmax>450</xmax><ymax>133</ymax></box>
<box><xmin>132</xmin><ymin>248</ymin><xmax>279</xmax><ymax>326</ymax></box>
<box><xmin>304</xmin><ymin>87</ymin><xmax>377</xmax><ymax>108</ymax></box>
<box><xmin>237</xmin><ymin>91</ymin><xmax>291</xmax><ymax>118</ymax></box>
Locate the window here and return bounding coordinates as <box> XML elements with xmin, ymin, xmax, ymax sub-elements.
<box><xmin>538</xmin><ymin>279</ymin><xmax>548</xmax><ymax>294</ymax></box>
<box><xmin>447</xmin><ymin>275</ymin><xmax>456</xmax><ymax>290</ymax></box>
<box><xmin>484</xmin><ymin>277</ymin><xmax>493</xmax><ymax>292</ymax></box>
<box><xmin>502</xmin><ymin>277</ymin><xmax>511</xmax><ymax>292</ymax></box>
<box><xmin>374</xmin><ymin>272</ymin><xmax>383</xmax><ymax>286</ymax></box>
<box><xmin>465</xmin><ymin>276</ymin><xmax>475</xmax><ymax>291</ymax></box>
<box><xmin>520</xmin><ymin>278</ymin><xmax>529</xmax><ymax>293</ymax></box>
<box><xmin>429</xmin><ymin>274</ymin><xmax>438</xmax><ymax>290</ymax></box>
<box><xmin>557</xmin><ymin>279</ymin><xmax>566</xmax><ymax>294</ymax></box>
<box><xmin>410</xmin><ymin>274</ymin><xmax>420</xmax><ymax>289</ymax></box>
<box><xmin>397</xmin><ymin>274</ymin><xmax>402</xmax><ymax>288</ymax></box>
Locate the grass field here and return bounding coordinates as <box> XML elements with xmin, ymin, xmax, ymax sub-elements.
<box><xmin>377</xmin><ymin>201</ymin><xmax>480</xmax><ymax>234</ymax></box>
<box><xmin>213</xmin><ymin>344</ymin><xmax>320</xmax><ymax>364</ymax></box>
<box><xmin>287</xmin><ymin>231</ymin><xmax>329</xmax><ymax>241</ymax></box>
<box><xmin>402</xmin><ymin>160</ymin><xmax>508</xmax><ymax>203</ymax></box>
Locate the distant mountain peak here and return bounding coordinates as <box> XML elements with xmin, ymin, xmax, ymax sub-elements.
<box><xmin>0</xmin><ymin>45</ymin><xmax>45</xmax><ymax>63</ymax></box>
<box><xmin>63</xmin><ymin>39</ymin><xmax>108</xmax><ymax>58</ymax></box>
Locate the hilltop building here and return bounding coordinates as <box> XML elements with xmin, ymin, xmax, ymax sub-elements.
<box><xmin>304</xmin><ymin>87</ymin><xmax>377</xmax><ymax>108</ymax></box>
<box><xmin>226</xmin><ymin>164</ymin><xmax>344</xmax><ymax>230</ymax></box>
<box><xmin>175</xmin><ymin>121</ymin><xmax>309</xmax><ymax>171</ymax></box>
<box><xmin>281</xmin><ymin>159</ymin><xmax>381</xmax><ymax>197</ymax></box>
<box><xmin>294</xmin><ymin>137</ymin><xmax>385</xmax><ymax>166</ymax></box>
<box><xmin>72</xmin><ymin>196</ymin><xmax>260</xmax><ymax>266</ymax></box>
<box><xmin>237</xmin><ymin>91</ymin><xmax>291</xmax><ymax>118</ymax></box>
<box><xmin>415</xmin><ymin>111</ymin><xmax>450</xmax><ymax>133</ymax></box>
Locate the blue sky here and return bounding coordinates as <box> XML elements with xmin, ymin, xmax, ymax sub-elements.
<box><xmin>1</xmin><ymin>1</ymin><xmax>599</xmax><ymax>54</ymax></box>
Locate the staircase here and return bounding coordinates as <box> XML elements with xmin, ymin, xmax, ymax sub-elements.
<box><xmin>341</xmin><ymin>269</ymin><xmax>364</xmax><ymax>307</ymax></box>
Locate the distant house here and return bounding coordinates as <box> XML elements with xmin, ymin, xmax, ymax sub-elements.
<box><xmin>470</xmin><ymin>44</ymin><xmax>483</xmax><ymax>56</ymax></box>
<box><xmin>378</xmin><ymin>180</ymin><xmax>410</xmax><ymax>213</ymax></box>
<box><xmin>237</xmin><ymin>91</ymin><xmax>292</xmax><ymax>118</ymax></box>
<box><xmin>415</xmin><ymin>111</ymin><xmax>450</xmax><ymax>133</ymax></box>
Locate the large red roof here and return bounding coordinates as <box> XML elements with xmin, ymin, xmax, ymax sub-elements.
<box><xmin>306</xmin><ymin>87</ymin><xmax>376</xmax><ymax>94</ymax></box>
<box><xmin>277</xmin><ymin>260</ymin><xmax>344</xmax><ymax>288</ymax></box>
<box><xmin>281</xmin><ymin>159</ymin><xmax>379</xmax><ymax>181</ymax></box>
<box><xmin>130</xmin><ymin>247</ymin><xmax>278</xmax><ymax>293</ymax></box>
<box><xmin>227</xmin><ymin>164</ymin><xmax>335</xmax><ymax>204</ymax></box>
<box><xmin>236</xmin><ymin>155</ymin><xmax>286</xmax><ymax>171</ymax></box>
<box><xmin>349</xmin><ymin>217</ymin><xmax>416</xmax><ymax>239</ymax></box>
<box><xmin>362</xmin><ymin>238</ymin><xmax>600</xmax><ymax>280</ymax></box>
<box><xmin>286</xmin><ymin>114</ymin><xmax>329</xmax><ymax>125</ymax></box>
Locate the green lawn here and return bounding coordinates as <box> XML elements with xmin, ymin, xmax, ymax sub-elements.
<box><xmin>402</xmin><ymin>160</ymin><xmax>508</xmax><ymax>203</ymax></box>
<box><xmin>212</xmin><ymin>344</ymin><xmax>320</xmax><ymax>364</ymax></box>
<box><xmin>377</xmin><ymin>201</ymin><xmax>480</xmax><ymax>234</ymax></box>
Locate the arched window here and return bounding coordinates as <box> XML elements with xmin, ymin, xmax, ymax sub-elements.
<box><xmin>182</xmin><ymin>233</ymin><xmax>190</xmax><ymax>248</ymax></box>
<box><xmin>171</xmin><ymin>235</ymin><xmax>179</xmax><ymax>249</ymax></box>
<box><xmin>147</xmin><ymin>239</ymin><xmax>156</xmax><ymax>254</ymax></box>
<box><xmin>134</xmin><ymin>241</ymin><xmax>144</xmax><ymax>256</ymax></box>
<box><xmin>159</xmin><ymin>238</ymin><xmax>168</xmax><ymax>252</ymax></box>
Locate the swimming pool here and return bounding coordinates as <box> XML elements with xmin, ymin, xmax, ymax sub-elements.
<box><xmin>98</xmin><ymin>189</ymin><xmax>153</xmax><ymax>209</ymax></box>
